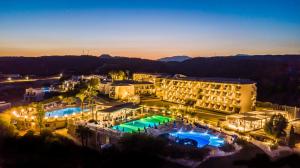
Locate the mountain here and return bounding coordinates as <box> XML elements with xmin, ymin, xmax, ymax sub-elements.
<box><xmin>158</xmin><ymin>55</ymin><xmax>192</xmax><ymax>62</ymax></box>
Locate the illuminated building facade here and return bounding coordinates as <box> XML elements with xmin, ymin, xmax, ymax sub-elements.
<box><xmin>133</xmin><ymin>73</ymin><xmax>256</xmax><ymax>113</ymax></box>
<box><xmin>98</xmin><ymin>80</ymin><xmax>155</xmax><ymax>101</ymax></box>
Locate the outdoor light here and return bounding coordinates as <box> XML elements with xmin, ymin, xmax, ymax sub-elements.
<box><xmin>7</xmin><ymin>77</ymin><xmax>11</xmax><ymax>81</ymax></box>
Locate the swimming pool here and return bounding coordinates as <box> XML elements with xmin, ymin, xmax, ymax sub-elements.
<box><xmin>169</xmin><ymin>131</ymin><xmax>224</xmax><ymax>148</ymax></box>
<box><xmin>45</xmin><ymin>107</ymin><xmax>88</xmax><ymax>117</ymax></box>
<box><xmin>112</xmin><ymin>115</ymin><xmax>172</xmax><ymax>133</ymax></box>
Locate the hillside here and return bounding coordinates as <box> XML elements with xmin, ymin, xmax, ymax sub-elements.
<box><xmin>0</xmin><ymin>55</ymin><xmax>299</xmax><ymax>106</ymax></box>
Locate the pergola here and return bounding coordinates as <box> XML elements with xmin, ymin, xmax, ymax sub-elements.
<box><xmin>226</xmin><ymin>110</ymin><xmax>288</xmax><ymax>132</ymax></box>
<box><xmin>96</xmin><ymin>103</ymin><xmax>142</xmax><ymax>127</ymax></box>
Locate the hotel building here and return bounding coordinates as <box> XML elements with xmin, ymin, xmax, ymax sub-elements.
<box><xmin>133</xmin><ymin>73</ymin><xmax>256</xmax><ymax>113</ymax></box>
<box><xmin>98</xmin><ymin>80</ymin><xmax>155</xmax><ymax>101</ymax></box>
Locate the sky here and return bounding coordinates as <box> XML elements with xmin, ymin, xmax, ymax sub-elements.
<box><xmin>0</xmin><ymin>0</ymin><xmax>300</xmax><ymax>59</ymax></box>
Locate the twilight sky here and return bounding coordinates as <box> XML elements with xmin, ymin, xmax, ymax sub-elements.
<box><xmin>0</xmin><ymin>0</ymin><xmax>300</xmax><ymax>59</ymax></box>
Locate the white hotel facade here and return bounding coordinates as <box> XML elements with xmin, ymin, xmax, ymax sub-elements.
<box><xmin>133</xmin><ymin>73</ymin><xmax>257</xmax><ymax>113</ymax></box>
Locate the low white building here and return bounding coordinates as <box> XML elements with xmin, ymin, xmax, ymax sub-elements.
<box><xmin>60</xmin><ymin>80</ymin><xmax>79</xmax><ymax>91</ymax></box>
<box><xmin>98</xmin><ymin>80</ymin><xmax>154</xmax><ymax>102</ymax></box>
<box><xmin>24</xmin><ymin>88</ymin><xmax>45</xmax><ymax>102</ymax></box>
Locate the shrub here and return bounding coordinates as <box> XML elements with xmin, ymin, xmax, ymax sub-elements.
<box><xmin>88</xmin><ymin>119</ymin><xmax>97</xmax><ymax>124</ymax></box>
<box><xmin>220</xmin><ymin>143</ymin><xmax>235</xmax><ymax>153</ymax></box>
<box><xmin>24</xmin><ymin>130</ymin><xmax>35</xmax><ymax>137</ymax></box>
<box><xmin>270</xmin><ymin>143</ymin><xmax>278</xmax><ymax>150</ymax></box>
<box><xmin>40</xmin><ymin>128</ymin><xmax>53</xmax><ymax>138</ymax></box>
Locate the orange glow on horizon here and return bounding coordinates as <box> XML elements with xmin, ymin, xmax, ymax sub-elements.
<box><xmin>0</xmin><ymin>47</ymin><xmax>298</xmax><ymax>59</ymax></box>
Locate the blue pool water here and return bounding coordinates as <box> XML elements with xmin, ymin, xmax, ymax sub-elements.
<box><xmin>45</xmin><ymin>107</ymin><xmax>88</xmax><ymax>117</ymax></box>
<box><xmin>169</xmin><ymin>131</ymin><xmax>224</xmax><ymax>148</ymax></box>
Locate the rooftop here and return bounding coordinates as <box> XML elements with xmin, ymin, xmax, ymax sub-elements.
<box><xmin>160</xmin><ymin>76</ymin><xmax>255</xmax><ymax>84</ymax></box>
<box><xmin>100</xmin><ymin>103</ymin><xmax>140</xmax><ymax>113</ymax></box>
<box><xmin>135</xmin><ymin>73</ymin><xmax>255</xmax><ymax>84</ymax></box>
<box><xmin>110</xmin><ymin>80</ymin><xmax>153</xmax><ymax>86</ymax></box>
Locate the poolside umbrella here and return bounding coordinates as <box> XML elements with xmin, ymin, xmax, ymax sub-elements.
<box><xmin>122</xmin><ymin>127</ymin><xmax>125</xmax><ymax>132</ymax></box>
<box><xmin>148</xmin><ymin>124</ymin><xmax>151</xmax><ymax>128</ymax></box>
<box><xmin>116</xmin><ymin>126</ymin><xmax>119</xmax><ymax>130</ymax></box>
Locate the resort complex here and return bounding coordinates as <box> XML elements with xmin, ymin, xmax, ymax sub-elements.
<box><xmin>1</xmin><ymin>72</ymin><xmax>300</xmax><ymax>167</ymax></box>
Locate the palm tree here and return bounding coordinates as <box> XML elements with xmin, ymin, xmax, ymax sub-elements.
<box><xmin>87</xmin><ymin>88</ymin><xmax>98</xmax><ymax>119</ymax></box>
<box><xmin>184</xmin><ymin>99</ymin><xmax>196</xmax><ymax>119</ymax></box>
<box><xmin>62</xmin><ymin>97</ymin><xmax>76</xmax><ymax>105</ymax></box>
<box><xmin>76</xmin><ymin>91</ymin><xmax>87</xmax><ymax>119</ymax></box>
<box><xmin>75</xmin><ymin>125</ymin><xmax>93</xmax><ymax>147</ymax></box>
<box><xmin>108</xmin><ymin>70</ymin><xmax>127</xmax><ymax>81</ymax></box>
<box><xmin>36</xmin><ymin>103</ymin><xmax>45</xmax><ymax>133</ymax></box>
<box><xmin>87</xmin><ymin>78</ymin><xmax>99</xmax><ymax>120</ymax></box>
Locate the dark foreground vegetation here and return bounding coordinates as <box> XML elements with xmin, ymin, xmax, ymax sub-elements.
<box><xmin>0</xmin><ymin>120</ymin><xmax>210</xmax><ymax>168</ymax></box>
<box><xmin>0</xmin><ymin>129</ymin><xmax>183</xmax><ymax>167</ymax></box>
<box><xmin>1</xmin><ymin>55</ymin><xmax>300</xmax><ymax>106</ymax></box>
<box><xmin>1</xmin><ymin>121</ymin><xmax>300</xmax><ymax>168</ymax></box>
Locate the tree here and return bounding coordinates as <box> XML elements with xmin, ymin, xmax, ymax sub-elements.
<box><xmin>76</xmin><ymin>90</ymin><xmax>87</xmax><ymax>119</ymax></box>
<box><xmin>87</xmin><ymin>78</ymin><xmax>99</xmax><ymax>120</ymax></box>
<box><xmin>89</xmin><ymin>78</ymin><xmax>100</xmax><ymax>88</ymax></box>
<box><xmin>264</xmin><ymin>114</ymin><xmax>288</xmax><ymax>140</ymax></box>
<box><xmin>184</xmin><ymin>99</ymin><xmax>196</xmax><ymax>118</ymax></box>
<box><xmin>75</xmin><ymin>125</ymin><xmax>93</xmax><ymax>147</ymax></box>
<box><xmin>36</xmin><ymin>103</ymin><xmax>45</xmax><ymax>133</ymax></box>
<box><xmin>288</xmin><ymin>125</ymin><xmax>296</xmax><ymax>148</ymax></box>
<box><xmin>62</xmin><ymin>97</ymin><xmax>76</xmax><ymax>105</ymax></box>
<box><xmin>108</xmin><ymin>70</ymin><xmax>127</xmax><ymax>81</ymax></box>
<box><xmin>87</xmin><ymin>88</ymin><xmax>98</xmax><ymax>119</ymax></box>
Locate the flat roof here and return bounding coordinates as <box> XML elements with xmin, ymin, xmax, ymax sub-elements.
<box><xmin>241</xmin><ymin>116</ymin><xmax>261</xmax><ymax>122</ymax></box>
<box><xmin>111</xmin><ymin>80</ymin><xmax>153</xmax><ymax>86</ymax></box>
<box><xmin>164</xmin><ymin>77</ymin><xmax>255</xmax><ymax>84</ymax></box>
<box><xmin>100</xmin><ymin>103</ymin><xmax>140</xmax><ymax>113</ymax></box>
<box><xmin>134</xmin><ymin>73</ymin><xmax>255</xmax><ymax>84</ymax></box>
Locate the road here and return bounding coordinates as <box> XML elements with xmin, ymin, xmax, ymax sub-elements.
<box><xmin>0</xmin><ymin>76</ymin><xmax>60</xmax><ymax>84</ymax></box>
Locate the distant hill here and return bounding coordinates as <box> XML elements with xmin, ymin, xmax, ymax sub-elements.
<box><xmin>0</xmin><ymin>54</ymin><xmax>300</xmax><ymax>106</ymax></box>
<box><xmin>158</xmin><ymin>55</ymin><xmax>191</xmax><ymax>62</ymax></box>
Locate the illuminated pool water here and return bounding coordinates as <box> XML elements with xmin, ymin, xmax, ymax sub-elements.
<box><xmin>169</xmin><ymin>131</ymin><xmax>224</xmax><ymax>148</ymax></box>
<box><xmin>45</xmin><ymin>107</ymin><xmax>88</xmax><ymax>117</ymax></box>
<box><xmin>113</xmin><ymin>115</ymin><xmax>172</xmax><ymax>133</ymax></box>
